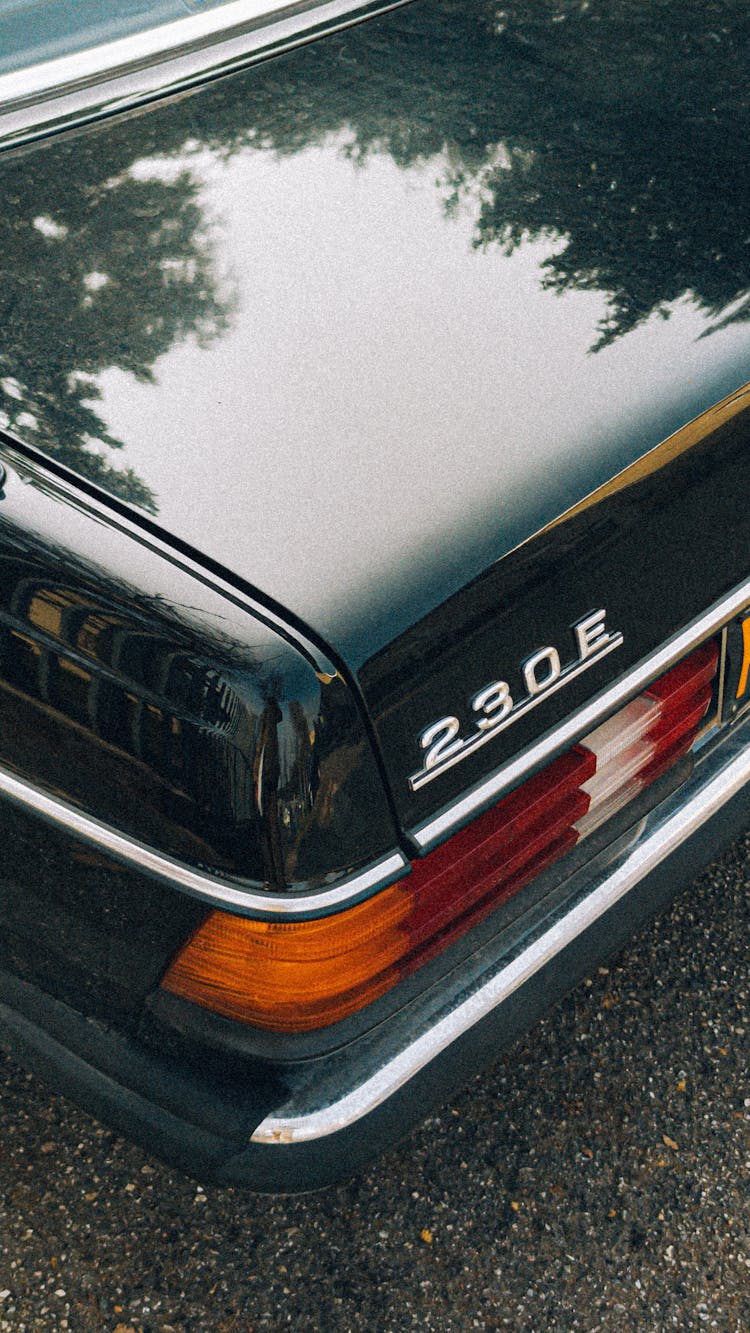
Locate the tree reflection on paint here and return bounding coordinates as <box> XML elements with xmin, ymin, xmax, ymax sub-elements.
<box><xmin>1</xmin><ymin>148</ymin><xmax>230</xmax><ymax>511</ymax></box>
<box><xmin>214</xmin><ymin>0</ymin><xmax>750</xmax><ymax>352</ymax></box>
<box><xmin>3</xmin><ymin>0</ymin><xmax>750</xmax><ymax>510</ymax></box>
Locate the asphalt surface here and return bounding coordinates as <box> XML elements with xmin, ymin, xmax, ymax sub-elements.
<box><xmin>0</xmin><ymin>834</ymin><xmax>748</xmax><ymax>1332</ymax></box>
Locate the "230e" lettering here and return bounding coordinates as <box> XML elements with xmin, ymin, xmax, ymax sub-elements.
<box><xmin>408</xmin><ymin>609</ymin><xmax>624</xmax><ymax>792</ymax></box>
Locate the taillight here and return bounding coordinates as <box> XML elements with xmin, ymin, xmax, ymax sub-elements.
<box><xmin>575</xmin><ymin>639</ymin><xmax>717</xmax><ymax>838</ymax></box>
<box><xmin>161</xmin><ymin>639</ymin><xmax>718</xmax><ymax>1032</ymax></box>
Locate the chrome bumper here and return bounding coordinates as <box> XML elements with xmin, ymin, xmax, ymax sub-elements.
<box><xmin>250</xmin><ymin>712</ymin><xmax>750</xmax><ymax>1147</ymax></box>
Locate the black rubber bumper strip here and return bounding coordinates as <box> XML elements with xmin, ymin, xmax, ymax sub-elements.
<box><xmin>0</xmin><ymin>969</ymin><xmax>285</xmax><ymax>1180</ymax></box>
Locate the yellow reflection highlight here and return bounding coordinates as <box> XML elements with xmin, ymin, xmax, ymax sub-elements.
<box><xmin>735</xmin><ymin>617</ymin><xmax>750</xmax><ymax>699</ymax></box>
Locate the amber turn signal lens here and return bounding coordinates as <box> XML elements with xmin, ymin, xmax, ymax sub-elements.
<box><xmin>160</xmin><ymin>884</ymin><xmax>413</xmax><ymax>1031</ymax></box>
<box><xmin>161</xmin><ymin>639</ymin><xmax>719</xmax><ymax>1034</ymax></box>
<box><xmin>161</xmin><ymin>745</ymin><xmax>594</xmax><ymax>1033</ymax></box>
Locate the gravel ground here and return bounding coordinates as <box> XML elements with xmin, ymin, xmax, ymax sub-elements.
<box><xmin>0</xmin><ymin>834</ymin><xmax>748</xmax><ymax>1333</ymax></box>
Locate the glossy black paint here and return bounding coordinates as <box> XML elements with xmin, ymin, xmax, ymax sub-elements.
<box><xmin>367</xmin><ymin>390</ymin><xmax>750</xmax><ymax>829</ymax></box>
<box><xmin>2</xmin><ymin>0</ymin><xmax>750</xmax><ymax>1188</ymax></box>
<box><xmin>0</xmin><ymin>442</ymin><xmax>399</xmax><ymax>890</ymax></box>
<box><xmin>2</xmin><ymin>0</ymin><xmax>750</xmax><ymax>683</ymax></box>
<box><xmin>0</xmin><ymin>799</ymin><xmax>205</xmax><ymax>1029</ymax></box>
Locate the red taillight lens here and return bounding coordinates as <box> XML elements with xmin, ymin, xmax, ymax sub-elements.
<box><xmin>161</xmin><ymin>640</ymin><xmax>718</xmax><ymax>1031</ymax></box>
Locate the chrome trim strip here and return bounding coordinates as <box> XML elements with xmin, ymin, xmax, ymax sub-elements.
<box><xmin>408</xmin><ymin>630</ymin><xmax>623</xmax><ymax>791</ymax></box>
<box><xmin>0</xmin><ymin>761</ymin><xmax>407</xmax><ymax>919</ymax></box>
<box><xmin>251</xmin><ymin>716</ymin><xmax>750</xmax><ymax>1143</ymax></box>
<box><xmin>0</xmin><ymin>0</ymin><xmax>411</xmax><ymax>152</ymax></box>
<box><xmin>413</xmin><ymin>576</ymin><xmax>750</xmax><ymax>850</ymax></box>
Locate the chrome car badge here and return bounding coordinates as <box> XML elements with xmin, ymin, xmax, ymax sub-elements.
<box><xmin>409</xmin><ymin>609</ymin><xmax>624</xmax><ymax>791</ymax></box>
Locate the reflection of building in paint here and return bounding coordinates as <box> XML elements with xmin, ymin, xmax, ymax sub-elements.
<box><xmin>251</xmin><ymin>694</ymin><xmax>318</xmax><ymax>884</ymax></box>
<box><xmin>0</xmin><ymin>547</ymin><xmax>361</xmax><ymax>888</ymax></box>
<box><xmin>0</xmin><ymin>572</ymin><xmax>264</xmax><ymax>857</ymax></box>
<box><xmin>282</xmin><ymin>698</ymin><xmax>318</xmax><ymax>823</ymax></box>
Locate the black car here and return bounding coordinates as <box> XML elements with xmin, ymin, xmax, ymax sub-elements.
<box><xmin>1</xmin><ymin>0</ymin><xmax>750</xmax><ymax>1190</ymax></box>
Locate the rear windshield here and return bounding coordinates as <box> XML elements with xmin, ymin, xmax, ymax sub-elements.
<box><xmin>0</xmin><ymin>0</ymin><xmax>229</xmax><ymax>77</ymax></box>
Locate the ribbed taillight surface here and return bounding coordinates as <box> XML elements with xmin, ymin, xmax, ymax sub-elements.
<box><xmin>575</xmin><ymin>639</ymin><xmax>718</xmax><ymax>839</ymax></box>
<box><xmin>161</xmin><ymin>640</ymin><xmax>719</xmax><ymax>1031</ymax></box>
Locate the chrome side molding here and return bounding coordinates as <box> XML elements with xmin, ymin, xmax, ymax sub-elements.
<box><xmin>0</xmin><ymin>759</ymin><xmax>407</xmax><ymax>920</ymax></box>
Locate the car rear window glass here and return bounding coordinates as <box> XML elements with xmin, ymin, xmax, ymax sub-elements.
<box><xmin>0</xmin><ymin>0</ymin><xmax>230</xmax><ymax>77</ymax></box>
